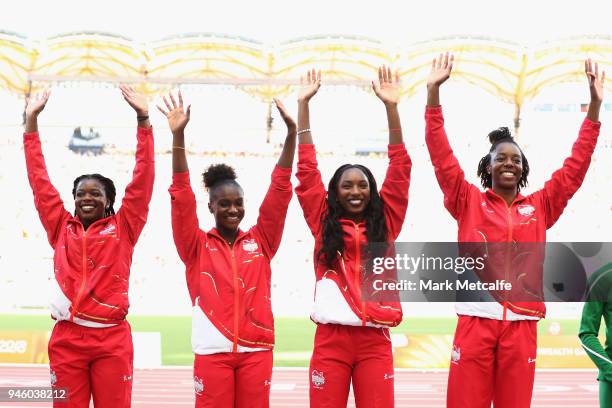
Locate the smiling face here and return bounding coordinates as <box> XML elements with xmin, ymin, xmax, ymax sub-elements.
<box><xmin>74</xmin><ymin>178</ymin><xmax>108</xmax><ymax>226</ymax></box>
<box><xmin>208</xmin><ymin>183</ymin><xmax>245</xmax><ymax>233</ymax></box>
<box><xmin>336</xmin><ymin>167</ymin><xmax>371</xmax><ymax>220</ymax></box>
<box><xmin>488</xmin><ymin>142</ymin><xmax>524</xmax><ymax>192</ymax></box>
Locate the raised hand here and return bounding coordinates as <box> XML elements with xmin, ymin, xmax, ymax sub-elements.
<box><xmin>298</xmin><ymin>69</ymin><xmax>321</xmax><ymax>103</ymax></box>
<box><xmin>585</xmin><ymin>58</ymin><xmax>605</xmax><ymax>103</ymax></box>
<box><xmin>372</xmin><ymin>65</ymin><xmax>401</xmax><ymax>106</ymax></box>
<box><xmin>25</xmin><ymin>90</ymin><xmax>51</xmax><ymax>118</ymax></box>
<box><xmin>427</xmin><ymin>52</ymin><xmax>454</xmax><ymax>89</ymax></box>
<box><xmin>273</xmin><ymin>98</ymin><xmax>296</xmax><ymax>132</ymax></box>
<box><xmin>157</xmin><ymin>91</ymin><xmax>191</xmax><ymax>135</ymax></box>
<box><xmin>120</xmin><ymin>85</ymin><xmax>149</xmax><ymax>116</ymax></box>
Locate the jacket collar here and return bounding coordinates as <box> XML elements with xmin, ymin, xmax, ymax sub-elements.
<box><xmin>207</xmin><ymin>227</ymin><xmax>246</xmax><ymax>244</ymax></box>
<box><xmin>485</xmin><ymin>188</ymin><xmax>526</xmax><ymax>206</ymax></box>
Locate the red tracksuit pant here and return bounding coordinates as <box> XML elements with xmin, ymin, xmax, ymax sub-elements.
<box><xmin>48</xmin><ymin>320</ymin><xmax>133</xmax><ymax>408</ymax></box>
<box><xmin>447</xmin><ymin>315</ymin><xmax>538</xmax><ymax>408</ymax></box>
<box><xmin>309</xmin><ymin>324</ymin><xmax>394</xmax><ymax>408</ymax></box>
<box><xmin>193</xmin><ymin>350</ymin><xmax>273</xmax><ymax>408</ymax></box>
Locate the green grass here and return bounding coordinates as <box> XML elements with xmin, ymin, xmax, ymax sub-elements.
<box><xmin>0</xmin><ymin>314</ymin><xmax>581</xmax><ymax>366</ymax></box>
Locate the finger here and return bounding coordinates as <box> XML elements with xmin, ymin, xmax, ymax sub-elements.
<box><xmin>307</xmin><ymin>69</ymin><xmax>311</xmax><ymax>84</ymax></box>
<box><xmin>372</xmin><ymin>80</ymin><xmax>379</xmax><ymax>95</ymax></box>
<box><xmin>584</xmin><ymin>59</ymin><xmax>588</xmax><ymax>75</ymax></box>
<box><xmin>449</xmin><ymin>54</ymin><xmax>455</xmax><ymax>72</ymax></box>
<box><xmin>601</xmin><ymin>70</ymin><xmax>606</xmax><ymax>85</ymax></box>
<box><xmin>186</xmin><ymin>104</ymin><xmax>191</xmax><ymax>119</ymax></box>
<box><xmin>595</xmin><ymin>62</ymin><xmax>599</xmax><ymax>79</ymax></box>
<box><xmin>444</xmin><ymin>52</ymin><xmax>449</xmax><ymax>69</ymax></box>
<box><xmin>163</xmin><ymin>96</ymin><xmax>172</xmax><ymax>111</ymax></box>
<box><xmin>437</xmin><ymin>53</ymin><xmax>443</xmax><ymax>70</ymax></box>
<box><xmin>387</xmin><ymin>65</ymin><xmax>392</xmax><ymax>84</ymax></box>
<box><xmin>156</xmin><ymin>105</ymin><xmax>168</xmax><ymax>117</ymax></box>
<box><xmin>169</xmin><ymin>92</ymin><xmax>177</xmax><ymax>109</ymax></box>
<box><xmin>178</xmin><ymin>90</ymin><xmax>184</xmax><ymax>108</ymax></box>
<box><xmin>378</xmin><ymin>66</ymin><xmax>383</xmax><ymax>84</ymax></box>
<box><xmin>394</xmin><ymin>69</ymin><xmax>400</xmax><ymax>84</ymax></box>
<box><xmin>316</xmin><ymin>69</ymin><xmax>321</xmax><ymax>83</ymax></box>
<box><xmin>431</xmin><ymin>57</ymin><xmax>436</xmax><ymax>71</ymax></box>
<box><xmin>300</xmin><ymin>75</ymin><xmax>304</xmax><ymax>86</ymax></box>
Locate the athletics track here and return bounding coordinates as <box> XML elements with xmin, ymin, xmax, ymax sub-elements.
<box><xmin>0</xmin><ymin>365</ymin><xmax>600</xmax><ymax>407</ymax></box>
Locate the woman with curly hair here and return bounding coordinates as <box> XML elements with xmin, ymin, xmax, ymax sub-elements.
<box><xmin>23</xmin><ymin>85</ymin><xmax>154</xmax><ymax>407</ymax></box>
<box><xmin>160</xmin><ymin>91</ymin><xmax>296</xmax><ymax>407</ymax></box>
<box><xmin>425</xmin><ymin>53</ymin><xmax>604</xmax><ymax>408</ymax></box>
<box><xmin>295</xmin><ymin>67</ymin><xmax>412</xmax><ymax>407</ymax></box>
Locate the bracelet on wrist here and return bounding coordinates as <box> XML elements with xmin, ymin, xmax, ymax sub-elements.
<box><xmin>297</xmin><ymin>128</ymin><xmax>311</xmax><ymax>136</ymax></box>
<box><xmin>137</xmin><ymin>115</ymin><xmax>149</xmax><ymax>122</ymax></box>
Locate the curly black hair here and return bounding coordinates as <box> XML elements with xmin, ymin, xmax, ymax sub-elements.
<box><xmin>202</xmin><ymin>164</ymin><xmax>241</xmax><ymax>199</ymax></box>
<box><xmin>318</xmin><ymin>164</ymin><xmax>388</xmax><ymax>266</ymax></box>
<box><xmin>71</xmin><ymin>174</ymin><xmax>116</xmax><ymax>218</ymax></box>
<box><xmin>477</xmin><ymin>127</ymin><xmax>530</xmax><ymax>191</ymax></box>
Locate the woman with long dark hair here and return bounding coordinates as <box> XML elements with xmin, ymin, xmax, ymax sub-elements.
<box><xmin>295</xmin><ymin>67</ymin><xmax>412</xmax><ymax>407</ymax></box>
<box><xmin>425</xmin><ymin>53</ymin><xmax>604</xmax><ymax>408</ymax></box>
<box><xmin>160</xmin><ymin>91</ymin><xmax>296</xmax><ymax>407</ymax></box>
<box><xmin>24</xmin><ymin>86</ymin><xmax>154</xmax><ymax>407</ymax></box>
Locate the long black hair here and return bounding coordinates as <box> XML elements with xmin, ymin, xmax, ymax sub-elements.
<box><xmin>318</xmin><ymin>164</ymin><xmax>388</xmax><ymax>266</ymax></box>
<box><xmin>477</xmin><ymin>127</ymin><xmax>530</xmax><ymax>191</ymax></box>
<box><xmin>202</xmin><ymin>164</ymin><xmax>241</xmax><ymax>199</ymax></box>
<box><xmin>71</xmin><ymin>174</ymin><xmax>116</xmax><ymax>218</ymax></box>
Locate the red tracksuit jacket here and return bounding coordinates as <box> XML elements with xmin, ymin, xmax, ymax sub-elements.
<box><xmin>24</xmin><ymin>127</ymin><xmax>155</xmax><ymax>325</ymax></box>
<box><xmin>169</xmin><ymin>165</ymin><xmax>292</xmax><ymax>354</ymax></box>
<box><xmin>425</xmin><ymin>105</ymin><xmax>601</xmax><ymax>319</ymax></box>
<box><xmin>295</xmin><ymin>143</ymin><xmax>411</xmax><ymax>327</ymax></box>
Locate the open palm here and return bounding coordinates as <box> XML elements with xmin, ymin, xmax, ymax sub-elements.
<box><xmin>585</xmin><ymin>58</ymin><xmax>605</xmax><ymax>102</ymax></box>
<box><xmin>427</xmin><ymin>53</ymin><xmax>454</xmax><ymax>88</ymax></box>
<box><xmin>298</xmin><ymin>69</ymin><xmax>321</xmax><ymax>102</ymax></box>
<box><xmin>25</xmin><ymin>90</ymin><xmax>51</xmax><ymax>117</ymax></box>
<box><xmin>372</xmin><ymin>65</ymin><xmax>400</xmax><ymax>105</ymax></box>
<box><xmin>157</xmin><ymin>91</ymin><xmax>191</xmax><ymax>134</ymax></box>
<box><xmin>120</xmin><ymin>85</ymin><xmax>149</xmax><ymax>116</ymax></box>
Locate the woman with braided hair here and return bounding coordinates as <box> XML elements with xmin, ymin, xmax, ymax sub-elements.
<box><xmin>23</xmin><ymin>85</ymin><xmax>155</xmax><ymax>407</ymax></box>
<box><xmin>160</xmin><ymin>91</ymin><xmax>296</xmax><ymax>407</ymax></box>
<box><xmin>424</xmin><ymin>53</ymin><xmax>604</xmax><ymax>408</ymax></box>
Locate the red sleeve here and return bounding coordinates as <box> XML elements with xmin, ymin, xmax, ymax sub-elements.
<box><xmin>380</xmin><ymin>143</ymin><xmax>411</xmax><ymax>240</ymax></box>
<box><xmin>252</xmin><ymin>165</ymin><xmax>293</xmax><ymax>259</ymax></box>
<box><xmin>117</xmin><ymin>127</ymin><xmax>155</xmax><ymax>245</ymax></box>
<box><xmin>295</xmin><ymin>144</ymin><xmax>327</xmax><ymax>236</ymax></box>
<box><xmin>425</xmin><ymin>106</ymin><xmax>474</xmax><ymax>220</ymax></box>
<box><xmin>533</xmin><ymin>117</ymin><xmax>601</xmax><ymax>228</ymax></box>
<box><xmin>23</xmin><ymin>132</ymin><xmax>70</xmax><ymax>248</ymax></box>
<box><xmin>169</xmin><ymin>171</ymin><xmax>203</xmax><ymax>264</ymax></box>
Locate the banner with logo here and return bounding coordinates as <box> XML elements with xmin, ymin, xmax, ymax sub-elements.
<box><xmin>392</xmin><ymin>333</ymin><xmax>603</xmax><ymax>368</ymax></box>
<box><xmin>0</xmin><ymin>331</ymin><xmax>50</xmax><ymax>364</ymax></box>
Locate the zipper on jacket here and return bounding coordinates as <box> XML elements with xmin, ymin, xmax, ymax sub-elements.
<box><xmin>71</xmin><ymin>229</ymin><xmax>88</xmax><ymax>321</ymax></box>
<box><xmin>354</xmin><ymin>224</ymin><xmax>367</xmax><ymax>326</ymax></box>
<box><xmin>503</xmin><ymin>205</ymin><xmax>514</xmax><ymax>321</ymax></box>
<box><xmin>230</xmin><ymin>246</ymin><xmax>240</xmax><ymax>353</ymax></box>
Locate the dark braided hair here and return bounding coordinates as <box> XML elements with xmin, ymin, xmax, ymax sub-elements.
<box><xmin>71</xmin><ymin>174</ymin><xmax>116</xmax><ymax>218</ymax></box>
<box><xmin>477</xmin><ymin>127</ymin><xmax>530</xmax><ymax>191</ymax></box>
<box><xmin>202</xmin><ymin>164</ymin><xmax>241</xmax><ymax>199</ymax></box>
<box><xmin>318</xmin><ymin>164</ymin><xmax>388</xmax><ymax>266</ymax></box>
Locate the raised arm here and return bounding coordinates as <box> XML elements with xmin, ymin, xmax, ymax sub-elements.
<box><xmin>253</xmin><ymin>99</ymin><xmax>295</xmax><ymax>257</ymax></box>
<box><xmin>159</xmin><ymin>91</ymin><xmax>201</xmax><ymax>264</ymax></box>
<box><xmin>425</xmin><ymin>53</ymin><xmax>473</xmax><ymax>220</ymax></box>
<box><xmin>372</xmin><ymin>66</ymin><xmax>412</xmax><ymax>238</ymax></box>
<box><xmin>295</xmin><ymin>69</ymin><xmax>327</xmax><ymax>236</ymax></box>
<box><xmin>372</xmin><ymin>65</ymin><xmax>403</xmax><ymax>145</ymax></box>
<box><xmin>537</xmin><ymin>59</ymin><xmax>604</xmax><ymax>228</ymax></box>
<box><xmin>24</xmin><ymin>91</ymin><xmax>71</xmax><ymax>247</ymax></box>
<box><xmin>115</xmin><ymin>85</ymin><xmax>155</xmax><ymax>245</ymax></box>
